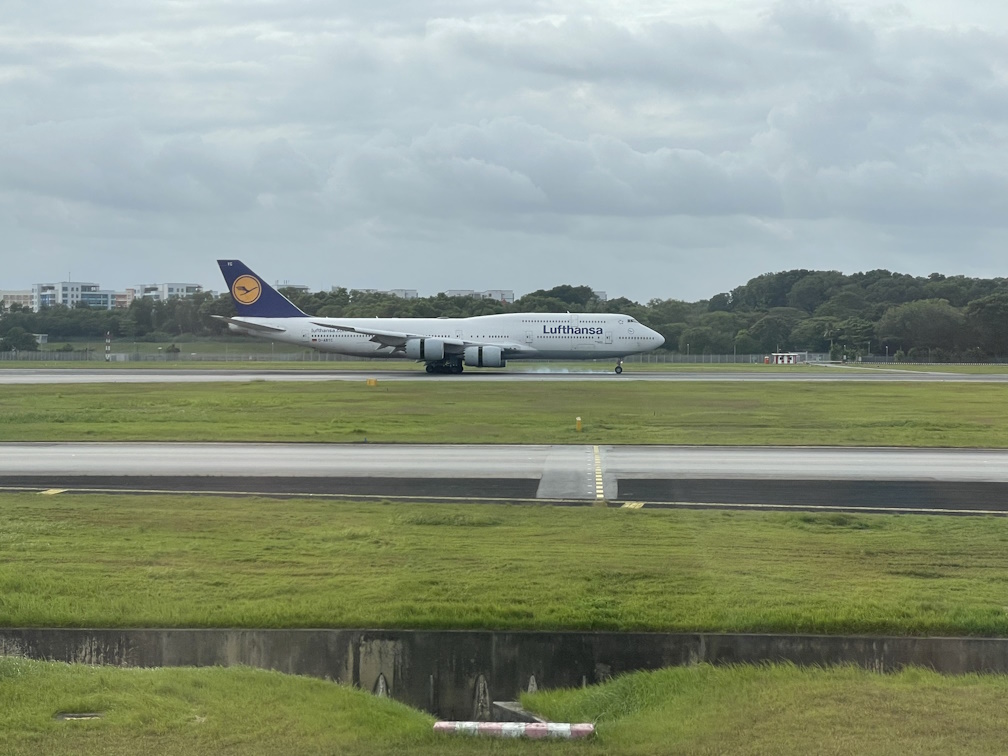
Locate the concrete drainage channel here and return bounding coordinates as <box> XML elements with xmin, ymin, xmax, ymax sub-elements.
<box><xmin>7</xmin><ymin>628</ymin><xmax>1008</xmax><ymax>724</ymax></box>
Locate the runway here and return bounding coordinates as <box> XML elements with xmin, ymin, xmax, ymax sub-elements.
<box><xmin>4</xmin><ymin>443</ymin><xmax>1008</xmax><ymax>515</ymax></box>
<box><xmin>2</xmin><ymin>366</ymin><xmax>1008</xmax><ymax>383</ymax></box>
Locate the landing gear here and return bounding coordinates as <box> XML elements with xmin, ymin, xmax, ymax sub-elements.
<box><xmin>615</xmin><ymin>358</ymin><xmax>623</xmax><ymax>375</ymax></box>
<box><xmin>424</xmin><ymin>359</ymin><xmax>464</xmax><ymax>375</ymax></box>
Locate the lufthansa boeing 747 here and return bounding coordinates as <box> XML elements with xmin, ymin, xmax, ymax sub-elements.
<box><xmin>216</xmin><ymin>260</ymin><xmax>664</xmax><ymax>374</ymax></box>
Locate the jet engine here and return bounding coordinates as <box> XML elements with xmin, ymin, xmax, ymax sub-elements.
<box><xmin>405</xmin><ymin>338</ymin><xmax>445</xmax><ymax>361</ymax></box>
<box><xmin>464</xmin><ymin>345</ymin><xmax>505</xmax><ymax>368</ymax></box>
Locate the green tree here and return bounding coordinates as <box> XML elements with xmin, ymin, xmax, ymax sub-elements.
<box><xmin>789</xmin><ymin>318</ymin><xmax>835</xmax><ymax>352</ymax></box>
<box><xmin>678</xmin><ymin>325</ymin><xmax>733</xmax><ymax>354</ymax></box>
<box><xmin>876</xmin><ymin>299</ymin><xmax>964</xmax><ymax>353</ymax></box>
<box><xmin>0</xmin><ymin>327</ymin><xmax>39</xmax><ymax>352</ymax></box>
<box><xmin>787</xmin><ymin>271</ymin><xmax>845</xmax><ymax>313</ymax></box>
<box><xmin>964</xmin><ymin>292</ymin><xmax>1008</xmax><ymax>357</ymax></box>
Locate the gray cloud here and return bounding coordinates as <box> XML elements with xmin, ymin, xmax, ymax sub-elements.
<box><xmin>1</xmin><ymin>1</ymin><xmax>1007</xmax><ymax>301</ymax></box>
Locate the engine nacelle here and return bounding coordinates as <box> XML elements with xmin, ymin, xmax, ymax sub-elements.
<box><xmin>405</xmin><ymin>338</ymin><xmax>445</xmax><ymax>361</ymax></box>
<box><xmin>464</xmin><ymin>345</ymin><xmax>505</xmax><ymax>368</ymax></box>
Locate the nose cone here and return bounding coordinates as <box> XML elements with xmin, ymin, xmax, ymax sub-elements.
<box><xmin>654</xmin><ymin>330</ymin><xmax>665</xmax><ymax>347</ymax></box>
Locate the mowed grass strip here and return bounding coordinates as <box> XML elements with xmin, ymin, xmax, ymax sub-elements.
<box><xmin>4</xmin><ymin>495</ymin><xmax>1008</xmax><ymax>635</ymax></box>
<box><xmin>2</xmin><ymin>380</ymin><xmax>1008</xmax><ymax>445</ymax></box>
<box><xmin>4</xmin><ymin>659</ymin><xmax>1008</xmax><ymax>756</ymax></box>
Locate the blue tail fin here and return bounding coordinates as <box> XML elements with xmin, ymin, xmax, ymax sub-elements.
<box><xmin>217</xmin><ymin>260</ymin><xmax>307</xmax><ymax>318</ymax></box>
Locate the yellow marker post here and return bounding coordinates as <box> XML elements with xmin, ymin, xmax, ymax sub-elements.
<box><xmin>575</xmin><ymin>416</ymin><xmax>582</xmax><ymax>432</ymax></box>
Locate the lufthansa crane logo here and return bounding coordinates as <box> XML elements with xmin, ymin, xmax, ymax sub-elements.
<box><xmin>232</xmin><ymin>275</ymin><xmax>262</xmax><ymax>305</ymax></box>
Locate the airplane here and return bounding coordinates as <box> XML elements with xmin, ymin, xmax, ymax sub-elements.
<box><xmin>215</xmin><ymin>259</ymin><xmax>665</xmax><ymax>374</ymax></box>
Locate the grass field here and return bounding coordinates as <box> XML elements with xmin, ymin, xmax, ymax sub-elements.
<box><xmin>3</xmin><ymin>495</ymin><xmax>1008</xmax><ymax>635</ymax></box>
<box><xmin>3</xmin><ymin>380</ymin><xmax>1008</xmax><ymax>445</ymax></box>
<box><xmin>4</xmin><ymin>659</ymin><xmax>1008</xmax><ymax>755</ymax></box>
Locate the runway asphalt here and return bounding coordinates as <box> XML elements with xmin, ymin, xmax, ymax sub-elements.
<box><xmin>4</xmin><ymin>442</ymin><xmax>1008</xmax><ymax>515</ymax></box>
<box><xmin>3</xmin><ymin>366</ymin><xmax>1008</xmax><ymax>383</ymax></box>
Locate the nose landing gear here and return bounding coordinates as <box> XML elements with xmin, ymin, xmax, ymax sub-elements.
<box><xmin>615</xmin><ymin>359</ymin><xmax>623</xmax><ymax>375</ymax></box>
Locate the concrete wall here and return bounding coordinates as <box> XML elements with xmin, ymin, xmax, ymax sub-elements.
<box><xmin>4</xmin><ymin>629</ymin><xmax>1008</xmax><ymax>719</ymax></box>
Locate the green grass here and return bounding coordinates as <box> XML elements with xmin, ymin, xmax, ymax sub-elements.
<box><xmin>524</xmin><ymin>663</ymin><xmax>1008</xmax><ymax>755</ymax></box>
<box><xmin>842</xmin><ymin>363</ymin><xmax>1008</xmax><ymax>373</ymax></box>
<box><xmin>2</xmin><ymin>380</ymin><xmax>1008</xmax><ymax>445</ymax></box>
<box><xmin>4</xmin><ymin>659</ymin><xmax>1008</xmax><ymax>755</ymax></box>
<box><xmin>4</xmin><ymin>495</ymin><xmax>1008</xmax><ymax>635</ymax></box>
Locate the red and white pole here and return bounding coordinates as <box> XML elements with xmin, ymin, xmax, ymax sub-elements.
<box><xmin>433</xmin><ymin>722</ymin><xmax>594</xmax><ymax>739</ymax></box>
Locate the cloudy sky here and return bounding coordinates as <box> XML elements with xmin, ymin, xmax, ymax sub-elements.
<box><xmin>2</xmin><ymin>1</ymin><xmax>1006</xmax><ymax>303</ymax></box>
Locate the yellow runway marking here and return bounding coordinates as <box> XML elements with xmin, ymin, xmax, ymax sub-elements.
<box><xmin>593</xmin><ymin>445</ymin><xmax>605</xmax><ymax>501</ymax></box>
<box><xmin>621</xmin><ymin>502</ymin><xmax>645</xmax><ymax>509</ymax></box>
<box><xmin>40</xmin><ymin>489</ymin><xmax>67</xmax><ymax>495</ymax></box>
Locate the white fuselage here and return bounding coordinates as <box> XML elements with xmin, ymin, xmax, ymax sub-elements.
<box><xmin>229</xmin><ymin>312</ymin><xmax>664</xmax><ymax>361</ymax></box>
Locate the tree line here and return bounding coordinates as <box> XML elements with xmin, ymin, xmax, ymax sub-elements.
<box><xmin>2</xmin><ymin>270</ymin><xmax>1008</xmax><ymax>360</ymax></box>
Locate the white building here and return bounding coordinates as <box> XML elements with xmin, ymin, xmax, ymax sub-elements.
<box><xmin>385</xmin><ymin>289</ymin><xmax>418</xmax><ymax>300</ymax></box>
<box><xmin>0</xmin><ymin>290</ymin><xmax>32</xmax><ymax>311</ymax></box>
<box><xmin>479</xmin><ymin>289</ymin><xmax>515</xmax><ymax>304</ymax></box>
<box><xmin>31</xmin><ymin>282</ymin><xmax>116</xmax><ymax>312</ymax></box>
<box><xmin>443</xmin><ymin>289</ymin><xmax>515</xmax><ymax>304</ymax></box>
<box><xmin>133</xmin><ymin>283</ymin><xmax>203</xmax><ymax>301</ymax></box>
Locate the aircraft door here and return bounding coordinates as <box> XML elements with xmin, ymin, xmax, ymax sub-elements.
<box><xmin>605</xmin><ymin>331</ymin><xmax>613</xmax><ymax>344</ymax></box>
<box><xmin>525</xmin><ymin>330</ymin><xmax>533</xmax><ymax>344</ymax></box>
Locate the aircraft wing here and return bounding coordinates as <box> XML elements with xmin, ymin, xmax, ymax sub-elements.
<box><xmin>212</xmin><ymin>315</ymin><xmax>287</xmax><ymax>333</ymax></box>
<box><xmin>311</xmin><ymin>322</ymin><xmax>466</xmax><ymax>352</ymax></box>
<box><xmin>311</xmin><ymin>321</ymin><xmax>533</xmax><ymax>356</ymax></box>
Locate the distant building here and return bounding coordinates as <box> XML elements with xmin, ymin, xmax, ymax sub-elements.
<box><xmin>385</xmin><ymin>289</ymin><xmax>418</xmax><ymax>300</ymax></box>
<box><xmin>0</xmin><ymin>290</ymin><xmax>32</xmax><ymax>311</ymax></box>
<box><xmin>133</xmin><ymin>283</ymin><xmax>203</xmax><ymax>301</ymax></box>
<box><xmin>479</xmin><ymin>289</ymin><xmax>515</xmax><ymax>304</ymax></box>
<box><xmin>443</xmin><ymin>289</ymin><xmax>515</xmax><ymax>304</ymax></box>
<box><xmin>592</xmin><ymin>290</ymin><xmax>607</xmax><ymax>303</ymax></box>
<box><xmin>348</xmin><ymin>288</ymin><xmax>418</xmax><ymax>300</ymax></box>
<box><xmin>116</xmin><ymin>290</ymin><xmax>136</xmax><ymax>309</ymax></box>
<box><xmin>31</xmin><ymin>282</ymin><xmax>116</xmax><ymax>312</ymax></box>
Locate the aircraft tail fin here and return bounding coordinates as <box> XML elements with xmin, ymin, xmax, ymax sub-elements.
<box><xmin>217</xmin><ymin>260</ymin><xmax>307</xmax><ymax>318</ymax></box>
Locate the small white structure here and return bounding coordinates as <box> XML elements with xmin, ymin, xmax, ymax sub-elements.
<box><xmin>770</xmin><ymin>352</ymin><xmax>808</xmax><ymax>365</ymax></box>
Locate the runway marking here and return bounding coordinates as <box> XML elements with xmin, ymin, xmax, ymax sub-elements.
<box><xmin>593</xmin><ymin>446</ymin><xmax>605</xmax><ymax>501</ymax></box>
<box><xmin>621</xmin><ymin>502</ymin><xmax>645</xmax><ymax>509</ymax></box>
<box><xmin>39</xmin><ymin>489</ymin><xmax>66</xmax><ymax>496</ymax></box>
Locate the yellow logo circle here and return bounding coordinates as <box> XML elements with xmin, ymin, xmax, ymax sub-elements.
<box><xmin>232</xmin><ymin>275</ymin><xmax>262</xmax><ymax>305</ymax></box>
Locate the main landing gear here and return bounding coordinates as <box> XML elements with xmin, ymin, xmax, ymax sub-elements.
<box><xmin>425</xmin><ymin>360</ymin><xmax>464</xmax><ymax>374</ymax></box>
<box><xmin>615</xmin><ymin>359</ymin><xmax>623</xmax><ymax>375</ymax></box>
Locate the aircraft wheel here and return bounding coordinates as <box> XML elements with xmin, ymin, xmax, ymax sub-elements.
<box><xmin>615</xmin><ymin>365</ymin><xmax>623</xmax><ymax>374</ymax></box>
<box><xmin>426</xmin><ymin>364</ymin><xmax>435</xmax><ymax>373</ymax></box>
